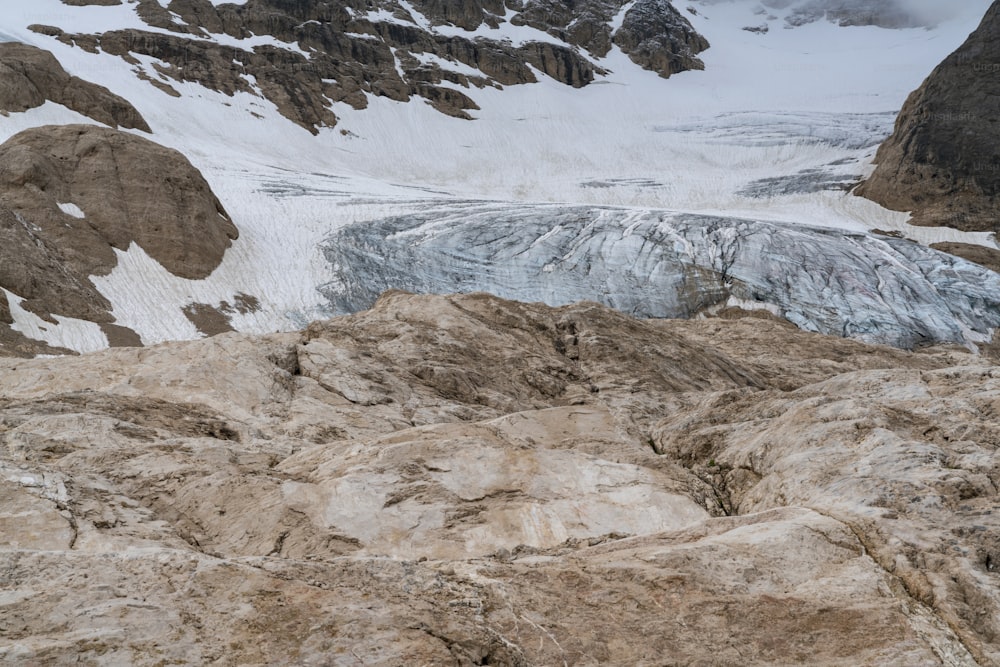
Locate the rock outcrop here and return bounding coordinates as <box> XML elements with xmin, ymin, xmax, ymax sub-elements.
<box><xmin>856</xmin><ymin>1</ymin><xmax>1000</xmax><ymax>232</ymax></box>
<box><xmin>0</xmin><ymin>124</ymin><xmax>238</xmax><ymax>355</ymax></box>
<box><xmin>768</xmin><ymin>0</ymin><xmax>935</xmax><ymax>29</ymax></box>
<box><xmin>31</xmin><ymin>0</ymin><xmax>708</xmax><ymax>131</ymax></box>
<box><xmin>0</xmin><ymin>42</ymin><xmax>149</xmax><ymax>131</ymax></box>
<box><xmin>320</xmin><ymin>202</ymin><xmax>1000</xmax><ymax>349</ymax></box>
<box><xmin>0</xmin><ymin>292</ymin><xmax>996</xmax><ymax>664</ymax></box>
<box><xmin>614</xmin><ymin>0</ymin><xmax>710</xmax><ymax>76</ymax></box>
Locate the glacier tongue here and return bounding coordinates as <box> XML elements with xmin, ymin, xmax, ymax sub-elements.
<box><xmin>320</xmin><ymin>202</ymin><xmax>1000</xmax><ymax>349</ymax></box>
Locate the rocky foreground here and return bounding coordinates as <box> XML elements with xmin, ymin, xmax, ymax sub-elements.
<box><xmin>1</xmin><ymin>292</ymin><xmax>998</xmax><ymax>665</ymax></box>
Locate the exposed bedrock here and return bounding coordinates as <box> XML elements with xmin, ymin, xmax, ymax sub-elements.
<box><xmin>0</xmin><ymin>124</ymin><xmax>238</xmax><ymax>355</ymax></box>
<box><xmin>0</xmin><ymin>41</ymin><xmax>150</xmax><ymax>131</ymax></box>
<box><xmin>0</xmin><ymin>292</ymin><xmax>996</xmax><ymax>663</ymax></box>
<box><xmin>36</xmin><ymin>0</ymin><xmax>708</xmax><ymax>130</ymax></box>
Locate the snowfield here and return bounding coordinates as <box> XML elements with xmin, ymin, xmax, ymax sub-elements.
<box><xmin>0</xmin><ymin>0</ymin><xmax>995</xmax><ymax>351</ymax></box>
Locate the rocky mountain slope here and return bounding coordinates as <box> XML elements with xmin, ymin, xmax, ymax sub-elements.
<box><xmin>2</xmin><ymin>292</ymin><xmax>999</xmax><ymax>665</ymax></box>
<box><xmin>0</xmin><ymin>293</ymin><xmax>1000</xmax><ymax>665</ymax></box>
<box><xmin>857</xmin><ymin>1</ymin><xmax>1000</xmax><ymax>233</ymax></box>
<box><xmin>32</xmin><ymin>0</ymin><xmax>708</xmax><ymax>130</ymax></box>
<box><xmin>0</xmin><ymin>41</ymin><xmax>148</xmax><ymax>130</ymax></box>
<box><xmin>1</xmin><ymin>3</ymin><xmax>999</xmax><ymax>665</ymax></box>
<box><xmin>0</xmin><ymin>123</ymin><xmax>238</xmax><ymax>356</ymax></box>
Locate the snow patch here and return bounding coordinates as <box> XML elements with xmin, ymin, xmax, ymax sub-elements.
<box><xmin>57</xmin><ymin>202</ymin><xmax>85</xmax><ymax>219</ymax></box>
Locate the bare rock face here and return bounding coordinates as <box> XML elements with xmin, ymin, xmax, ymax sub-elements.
<box><xmin>0</xmin><ymin>124</ymin><xmax>238</xmax><ymax>355</ymax></box>
<box><xmin>0</xmin><ymin>42</ymin><xmax>149</xmax><ymax>131</ymax></box>
<box><xmin>856</xmin><ymin>1</ymin><xmax>1000</xmax><ymax>232</ymax></box>
<box><xmin>614</xmin><ymin>0</ymin><xmax>710</xmax><ymax>77</ymax></box>
<box><xmin>34</xmin><ymin>0</ymin><xmax>707</xmax><ymax>131</ymax></box>
<box><xmin>0</xmin><ymin>292</ymin><xmax>996</xmax><ymax>664</ymax></box>
<box><xmin>512</xmin><ymin>0</ymin><xmax>623</xmax><ymax>56</ymax></box>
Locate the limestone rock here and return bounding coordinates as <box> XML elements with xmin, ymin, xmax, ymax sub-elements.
<box><xmin>856</xmin><ymin>1</ymin><xmax>1000</xmax><ymax>231</ymax></box>
<box><xmin>0</xmin><ymin>42</ymin><xmax>149</xmax><ymax>131</ymax></box>
<box><xmin>0</xmin><ymin>292</ymin><xmax>995</xmax><ymax>663</ymax></box>
<box><xmin>649</xmin><ymin>362</ymin><xmax>1000</xmax><ymax>664</ymax></box>
<box><xmin>513</xmin><ymin>0</ymin><xmax>622</xmax><ymax>56</ymax></box>
<box><xmin>0</xmin><ymin>124</ymin><xmax>238</xmax><ymax>354</ymax></box>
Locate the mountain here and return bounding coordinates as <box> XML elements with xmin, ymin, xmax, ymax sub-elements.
<box><xmin>31</xmin><ymin>0</ymin><xmax>708</xmax><ymax>131</ymax></box>
<box><xmin>857</xmin><ymin>1</ymin><xmax>1000</xmax><ymax>234</ymax></box>
<box><xmin>2</xmin><ymin>292</ymin><xmax>999</xmax><ymax>664</ymax></box>
<box><xmin>3</xmin><ymin>2</ymin><xmax>1000</xmax><ymax>663</ymax></box>
<box><xmin>0</xmin><ymin>124</ymin><xmax>237</xmax><ymax>356</ymax></box>
<box><xmin>0</xmin><ymin>0</ymin><xmax>997</xmax><ymax>355</ymax></box>
<box><xmin>0</xmin><ymin>41</ymin><xmax>149</xmax><ymax>130</ymax></box>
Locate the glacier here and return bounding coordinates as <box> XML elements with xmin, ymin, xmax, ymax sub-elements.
<box><xmin>0</xmin><ymin>0</ymin><xmax>996</xmax><ymax>354</ymax></box>
<box><xmin>321</xmin><ymin>202</ymin><xmax>1000</xmax><ymax>349</ymax></box>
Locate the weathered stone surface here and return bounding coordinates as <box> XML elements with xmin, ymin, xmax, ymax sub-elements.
<box><xmin>0</xmin><ymin>292</ymin><xmax>994</xmax><ymax>664</ymax></box>
<box><xmin>649</xmin><ymin>362</ymin><xmax>1000</xmax><ymax>665</ymax></box>
<box><xmin>0</xmin><ymin>42</ymin><xmax>149</xmax><ymax>131</ymax></box>
<box><xmin>856</xmin><ymin>1</ymin><xmax>1000</xmax><ymax>231</ymax></box>
<box><xmin>0</xmin><ymin>124</ymin><xmax>238</xmax><ymax>355</ymax></box>
<box><xmin>513</xmin><ymin>0</ymin><xmax>622</xmax><ymax>56</ymax></box>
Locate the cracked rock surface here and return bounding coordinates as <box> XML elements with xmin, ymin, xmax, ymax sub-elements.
<box><xmin>0</xmin><ymin>41</ymin><xmax>149</xmax><ymax>131</ymax></box>
<box><xmin>1</xmin><ymin>292</ymin><xmax>997</xmax><ymax>664</ymax></box>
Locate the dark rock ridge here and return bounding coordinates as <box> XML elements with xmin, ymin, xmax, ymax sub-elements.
<box><xmin>856</xmin><ymin>1</ymin><xmax>1000</xmax><ymax>232</ymax></box>
<box><xmin>614</xmin><ymin>0</ymin><xmax>710</xmax><ymax>76</ymax></box>
<box><xmin>0</xmin><ymin>124</ymin><xmax>239</xmax><ymax>355</ymax></box>
<box><xmin>0</xmin><ymin>42</ymin><xmax>150</xmax><ymax>131</ymax></box>
<box><xmin>319</xmin><ymin>202</ymin><xmax>1000</xmax><ymax>349</ymax></box>
<box><xmin>35</xmin><ymin>0</ymin><xmax>708</xmax><ymax>131</ymax></box>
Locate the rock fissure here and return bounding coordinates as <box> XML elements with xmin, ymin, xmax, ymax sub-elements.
<box><xmin>810</xmin><ymin>508</ymin><xmax>983</xmax><ymax>667</ymax></box>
